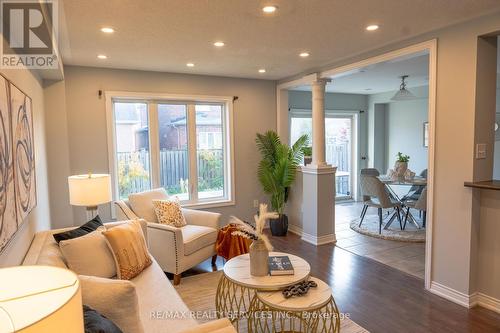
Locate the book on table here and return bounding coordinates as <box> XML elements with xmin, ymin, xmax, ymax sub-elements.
<box><xmin>268</xmin><ymin>256</ymin><xmax>294</xmax><ymax>276</ymax></box>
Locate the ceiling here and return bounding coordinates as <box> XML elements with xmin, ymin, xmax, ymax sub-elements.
<box><xmin>59</xmin><ymin>0</ymin><xmax>500</xmax><ymax>80</ymax></box>
<box><xmin>292</xmin><ymin>52</ymin><xmax>429</xmax><ymax>94</ymax></box>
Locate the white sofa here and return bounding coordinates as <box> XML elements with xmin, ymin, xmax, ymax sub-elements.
<box><xmin>116</xmin><ymin>195</ymin><xmax>221</xmax><ymax>285</ymax></box>
<box><xmin>22</xmin><ymin>220</ymin><xmax>234</xmax><ymax>333</ymax></box>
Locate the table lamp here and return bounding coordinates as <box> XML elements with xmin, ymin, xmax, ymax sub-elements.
<box><xmin>0</xmin><ymin>266</ymin><xmax>83</xmax><ymax>332</ymax></box>
<box><xmin>68</xmin><ymin>173</ymin><xmax>112</xmax><ymax>219</ymax></box>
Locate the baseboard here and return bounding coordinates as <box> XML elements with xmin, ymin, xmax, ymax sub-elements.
<box><xmin>303</xmin><ymin>233</ymin><xmax>336</xmax><ymax>246</ymax></box>
<box><xmin>429</xmin><ymin>282</ymin><xmax>471</xmax><ymax>308</ymax></box>
<box><xmin>288</xmin><ymin>224</ymin><xmax>303</xmax><ymax>236</ymax></box>
<box><xmin>287</xmin><ymin>225</ymin><xmax>336</xmax><ymax>246</ymax></box>
<box><xmin>429</xmin><ymin>282</ymin><xmax>500</xmax><ymax>314</ymax></box>
<box><xmin>470</xmin><ymin>292</ymin><xmax>500</xmax><ymax>313</ymax></box>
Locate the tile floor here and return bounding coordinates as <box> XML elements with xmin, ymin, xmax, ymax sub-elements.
<box><xmin>335</xmin><ymin>201</ymin><xmax>426</xmax><ymax>279</ymax></box>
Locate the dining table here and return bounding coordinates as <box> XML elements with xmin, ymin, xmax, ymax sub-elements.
<box><xmin>378</xmin><ymin>175</ymin><xmax>427</xmax><ymax>229</ymax></box>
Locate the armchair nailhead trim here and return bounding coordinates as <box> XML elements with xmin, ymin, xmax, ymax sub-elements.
<box><xmin>148</xmin><ymin>225</ymin><xmax>180</xmax><ymax>275</ymax></box>
<box><xmin>173</xmin><ymin>232</ymin><xmax>179</xmax><ymax>274</ymax></box>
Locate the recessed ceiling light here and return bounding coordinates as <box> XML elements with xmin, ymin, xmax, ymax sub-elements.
<box><xmin>186</xmin><ymin>63</ymin><xmax>195</xmax><ymax>67</ymax></box>
<box><xmin>97</xmin><ymin>54</ymin><xmax>107</xmax><ymax>59</ymax></box>
<box><xmin>366</xmin><ymin>24</ymin><xmax>379</xmax><ymax>31</ymax></box>
<box><xmin>299</xmin><ymin>52</ymin><xmax>310</xmax><ymax>58</ymax></box>
<box><xmin>258</xmin><ymin>68</ymin><xmax>266</xmax><ymax>73</ymax></box>
<box><xmin>213</xmin><ymin>41</ymin><xmax>225</xmax><ymax>47</ymax></box>
<box><xmin>262</xmin><ymin>5</ymin><xmax>277</xmax><ymax>13</ymax></box>
<box><xmin>100</xmin><ymin>27</ymin><xmax>114</xmax><ymax>33</ymax></box>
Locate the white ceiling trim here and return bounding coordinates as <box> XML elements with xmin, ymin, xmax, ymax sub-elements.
<box><xmin>320</xmin><ymin>41</ymin><xmax>432</xmax><ymax>79</ymax></box>
<box><xmin>281</xmin><ymin>40</ymin><xmax>434</xmax><ymax>95</ymax></box>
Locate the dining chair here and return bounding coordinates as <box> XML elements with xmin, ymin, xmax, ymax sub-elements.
<box><xmin>360</xmin><ymin>168</ymin><xmax>397</xmax><ymax>218</ymax></box>
<box><xmin>403</xmin><ymin>186</ymin><xmax>427</xmax><ymax>229</ymax></box>
<box><xmin>402</xmin><ymin>169</ymin><xmax>428</xmax><ymax>202</ymax></box>
<box><xmin>359</xmin><ymin>175</ymin><xmax>402</xmax><ymax>234</ymax></box>
<box><xmin>360</xmin><ymin>168</ymin><xmax>381</xmax><ymax>212</ymax></box>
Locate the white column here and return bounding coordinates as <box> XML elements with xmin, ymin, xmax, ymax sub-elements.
<box><xmin>311</xmin><ymin>78</ymin><xmax>331</xmax><ymax>167</ymax></box>
<box><xmin>300</xmin><ymin>77</ymin><xmax>336</xmax><ymax>246</ymax></box>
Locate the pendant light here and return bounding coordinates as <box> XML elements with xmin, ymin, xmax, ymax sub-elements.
<box><xmin>391</xmin><ymin>75</ymin><xmax>417</xmax><ymax>101</ymax></box>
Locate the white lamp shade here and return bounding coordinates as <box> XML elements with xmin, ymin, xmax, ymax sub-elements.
<box><xmin>68</xmin><ymin>173</ymin><xmax>112</xmax><ymax>207</ymax></box>
<box><xmin>0</xmin><ymin>266</ymin><xmax>83</xmax><ymax>332</ymax></box>
<box><xmin>391</xmin><ymin>88</ymin><xmax>417</xmax><ymax>101</ymax></box>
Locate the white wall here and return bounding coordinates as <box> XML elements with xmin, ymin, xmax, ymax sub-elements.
<box><xmin>45</xmin><ymin>66</ymin><xmax>277</xmax><ymax>226</ymax></box>
<box><xmin>43</xmin><ymin>80</ymin><xmax>73</xmax><ymax>229</ymax></box>
<box><xmin>0</xmin><ymin>68</ymin><xmax>51</xmax><ymax>267</ymax></box>
<box><xmin>494</xmin><ymin>143</ymin><xmax>500</xmax><ymax>179</ymax></box>
<box><xmin>368</xmin><ymin>85</ymin><xmax>429</xmax><ymax>174</ymax></box>
<box><xmin>425</xmin><ymin>13</ymin><xmax>499</xmax><ymax>300</ymax></box>
<box><xmin>477</xmin><ymin>190</ymin><xmax>500</xmax><ymax>301</ymax></box>
<box><xmin>492</xmin><ymin>71</ymin><xmax>500</xmax><ymax>179</ymax></box>
<box><xmin>371</xmin><ymin>103</ymin><xmax>387</xmax><ymax>172</ymax></box>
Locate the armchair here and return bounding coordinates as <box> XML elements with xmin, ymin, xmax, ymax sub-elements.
<box><xmin>115</xmin><ymin>198</ymin><xmax>221</xmax><ymax>285</ymax></box>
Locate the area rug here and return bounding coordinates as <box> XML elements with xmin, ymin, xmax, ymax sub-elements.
<box><xmin>350</xmin><ymin>212</ymin><xmax>426</xmax><ymax>242</ymax></box>
<box><xmin>174</xmin><ymin>270</ymin><xmax>369</xmax><ymax>333</ymax></box>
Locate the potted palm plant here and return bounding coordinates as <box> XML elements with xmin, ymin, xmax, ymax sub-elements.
<box><xmin>255</xmin><ymin>131</ymin><xmax>309</xmax><ymax>236</ymax></box>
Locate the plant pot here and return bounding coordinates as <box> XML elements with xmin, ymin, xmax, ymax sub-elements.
<box><xmin>249</xmin><ymin>239</ymin><xmax>269</xmax><ymax>276</ymax></box>
<box><xmin>270</xmin><ymin>214</ymin><xmax>288</xmax><ymax>236</ymax></box>
<box><xmin>304</xmin><ymin>156</ymin><xmax>312</xmax><ymax>166</ymax></box>
<box><xmin>394</xmin><ymin>161</ymin><xmax>408</xmax><ymax>180</ymax></box>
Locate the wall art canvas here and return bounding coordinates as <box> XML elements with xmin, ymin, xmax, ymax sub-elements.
<box><xmin>0</xmin><ymin>76</ymin><xmax>37</xmax><ymax>253</ymax></box>
<box><xmin>0</xmin><ymin>77</ymin><xmax>16</xmax><ymax>252</ymax></box>
<box><xmin>10</xmin><ymin>83</ymin><xmax>36</xmax><ymax>225</ymax></box>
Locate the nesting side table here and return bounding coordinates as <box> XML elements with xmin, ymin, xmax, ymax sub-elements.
<box><xmin>215</xmin><ymin>252</ymin><xmax>311</xmax><ymax>331</ymax></box>
<box><xmin>248</xmin><ymin>277</ymin><xmax>340</xmax><ymax>333</ymax></box>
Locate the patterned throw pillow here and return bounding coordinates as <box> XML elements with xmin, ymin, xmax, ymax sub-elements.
<box><xmin>152</xmin><ymin>198</ymin><xmax>187</xmax><ymax>227</ymax></box>
<box><xmin>102</xmin><ymin>220</ymin><xmax>152</xmax><ymax>280</ymax></box>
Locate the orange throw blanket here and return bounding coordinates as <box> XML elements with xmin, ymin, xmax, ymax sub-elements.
<box><xmin>215</xmin><ymin>224</ymin><xmax>252</xmax><ymax>260</ymax></box>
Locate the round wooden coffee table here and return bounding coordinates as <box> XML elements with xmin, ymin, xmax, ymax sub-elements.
<box><xmin>215</xmin><ymin>252</ymin><xmax>311</xmax><ymax>331</ymax></box>
<box><xmin>248</xmin><ymin>277</ymin><xmax>340</xmax><ymax>333</ymax></box>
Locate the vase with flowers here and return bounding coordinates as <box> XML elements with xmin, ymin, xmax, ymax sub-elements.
<box><xmin>231</xmin><ymin>204</ymin><xmax>278</xmax><ymax>276</ymax></box>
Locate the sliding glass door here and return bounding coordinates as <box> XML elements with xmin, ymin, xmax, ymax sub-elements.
<box><xmin>325</xmin><ymin>117</ymin><xmax>353</xmax><ymax>199</ymax></box>
<box><xmin>290</xmin><ymin>112</ymin><xmax>354</xmax><ymax>200</ymax></box>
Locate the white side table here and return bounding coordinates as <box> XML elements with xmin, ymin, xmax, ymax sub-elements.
<box><xmin>248</xmin><ymin>277</ymin><xmax>340</xmax><ymax>333</ymax></box>
<box><xmin>215</xmin><ymin>252</ymin><xmax>310</xmax><ymax>331</ymax></box>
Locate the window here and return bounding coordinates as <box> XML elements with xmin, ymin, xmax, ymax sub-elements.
<box><xmin>113</xmin><ymin>102</ymin><xmax>151</xmax><ymax>199</ymax></box>
<box><xmin>157</xmin><ymin>104</ymin><xmax>189</xmax><ymax>200</ymax></box>
<box><xmin>107</xmin><ymin>93</ymin><xmax>234</xmax><ymax>208</ymax></box>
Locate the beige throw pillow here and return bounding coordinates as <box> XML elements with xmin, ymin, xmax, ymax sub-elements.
<box><xmin>79</xmin><ymin>275</ymin><xmax>144</xmax><ymax>333</ymax></box>
<box><xmin>59</xmin><ymin>227</ymin><xmax>117</xmax><ymax>278</ymax></box>
<box><xmin>152</xmin><ymin>198</ymin><xmax>187</xmax><ymax>227</ymax></box>
<box><xmin>103</xmin><ymin>220</ymin><xmax>152</xmax><ymax>280</ymax></box>
<box><xmin>128</xmin><ymin>188</ymin><xmax>169</xmax><ymax>222</ymax></box>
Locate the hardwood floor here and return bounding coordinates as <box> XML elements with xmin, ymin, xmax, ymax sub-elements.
<box><xmin>336</xmin><ymin>202</ymin><xmax>426</xmax><ymax>279</ymax></box>
<box><xmin>272</xmin><ymin>233</ymin><xmax>500</xmax><ymax>333</ymax></box>
<box><xmin>185</xmin><ymin>233</ymin><xmax>500</xmax><ymax>333</ymax></box>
